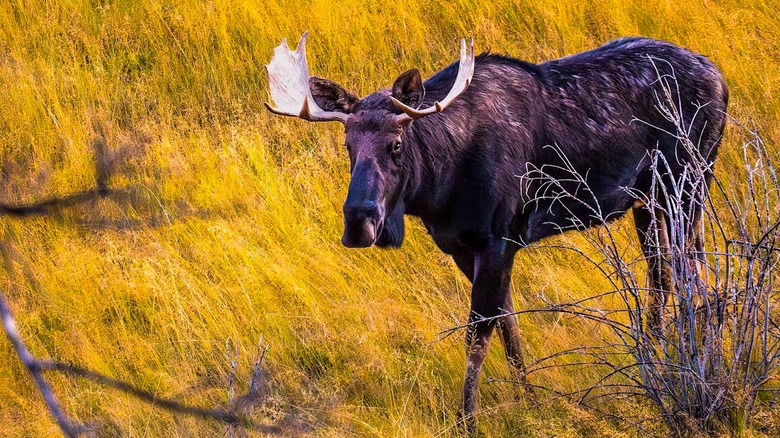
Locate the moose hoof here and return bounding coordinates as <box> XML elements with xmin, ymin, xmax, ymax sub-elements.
<box><xmin>456</xmin><ymin>409</ymin><xmax>477</xmax><ymax>436</ymax></box>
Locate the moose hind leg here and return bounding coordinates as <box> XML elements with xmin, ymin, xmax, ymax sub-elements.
<box><xmin>633</xmin><ymin>206</ymin><xmax>673</xmax><ymax>335</ymax></box>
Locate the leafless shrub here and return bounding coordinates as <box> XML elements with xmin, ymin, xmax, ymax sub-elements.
<box><xmin>508</xmin><ymin>71</ymin><xmax>780</xmax><ymax>435</ymax></box>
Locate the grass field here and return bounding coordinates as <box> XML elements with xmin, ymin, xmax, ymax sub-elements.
<box><xmin>1</xmin><ymin>0</ymin><xmax>779</xmax><ymax>436</ymax></box>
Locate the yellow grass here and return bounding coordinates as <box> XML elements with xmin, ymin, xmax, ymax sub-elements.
<box><xmin>0</xmin><ymin>0</ymin><xmax>778</xmax><ymax>436</ymax></box>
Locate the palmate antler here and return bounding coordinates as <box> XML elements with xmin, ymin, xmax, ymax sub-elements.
<box><xmin>391</xmin><ymin>38</ymin><xmax>475</xmax><ymax>121</ymax></box>
<box><xmin>264</xmin><ymin>31</ymin><xmax>350</xmax><ymax>123</ymax></box>
<box><xmin>265</xmin><ymin>32</ymin><xmax>475</xmax><ymax>123</ymax></box>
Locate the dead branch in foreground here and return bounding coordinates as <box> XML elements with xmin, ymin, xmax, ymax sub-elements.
<box><xmin>0</xmin><ymin>289</ymin><xmax>85</xmax><ymax>437</ymax></box>
<box><xmin>1</xmin><ymin>287</ymin><xmax>282</xmax><ymax>436</ymax></box>
<box><xmin>0</xmin><ymin>129</ymin><xmax>282</xmax><ymax>436</ymax></box>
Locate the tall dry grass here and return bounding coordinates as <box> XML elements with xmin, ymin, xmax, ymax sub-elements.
<box><xmin>0</xmin><ymin>0</ymin><xmax>778</xmax><ymax>436</ymax></box>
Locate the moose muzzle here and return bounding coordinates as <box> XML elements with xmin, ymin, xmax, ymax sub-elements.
<box><xmin>341</xmin><ymin>160</ymin><xmax>386</xmax><ymax>248</ymax></box>
<box><xmin>342</xmin><ymin>200</ymin><xmax>385</xmax><ymax>248</ymax></box>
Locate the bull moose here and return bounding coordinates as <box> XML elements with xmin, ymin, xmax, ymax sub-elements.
<box><xmin>265</xmin><ymin>32</ymin><xmax>728</xmax><ymax>431</ymax></box>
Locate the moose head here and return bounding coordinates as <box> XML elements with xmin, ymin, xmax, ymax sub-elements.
<box><xmin>265</xmin><ymin>31</ymin><xmax>474</xmax><ymax>248</ymax></box>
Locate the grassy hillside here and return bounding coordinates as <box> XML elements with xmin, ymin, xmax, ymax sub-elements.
<box><xmin>0</xmin><ymin>0</ymin><xmax>778</xmax><ymax>436</ymax></box>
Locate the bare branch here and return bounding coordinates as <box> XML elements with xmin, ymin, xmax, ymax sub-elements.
<box><xmin>0</xmin><ymin>290</ymin><xmax>84</xmax><ymax>437</ymax></box>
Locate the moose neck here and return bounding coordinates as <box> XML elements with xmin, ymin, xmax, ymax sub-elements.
<box><xmin>401</xmin><ymin>110</ymin><xmax>473</xmax><ymax>218</ymax></box>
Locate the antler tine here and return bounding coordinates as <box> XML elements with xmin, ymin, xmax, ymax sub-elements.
<box><xmin>265</xmin><ymin>31</ymin><xmax>350</xmax><ymax>124</ymax></box>
<box><xmin>392</xmin><ymin>37</ymin><xmax>475</xmax><ymax>121</ymax></box>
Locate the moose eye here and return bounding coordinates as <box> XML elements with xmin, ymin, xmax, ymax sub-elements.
<box><xmin>390</xmin><ymin>140</ymin><xmax>402</xmax><ymax>154</ymax></box>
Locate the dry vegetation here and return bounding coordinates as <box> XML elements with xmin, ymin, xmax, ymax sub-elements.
<box><xmin>0</xmin><ymin>0</ymin><xmax>779</xmax><ymax>436</ymax></box>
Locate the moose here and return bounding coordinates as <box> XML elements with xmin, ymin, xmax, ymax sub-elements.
<box><xmin>265</xmin><ymin>32</ymin><xmax>728</xmax><ymax>431</ymax></box>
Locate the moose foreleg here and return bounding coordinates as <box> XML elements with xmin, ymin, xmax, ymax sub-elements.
<box><xmin>460</xmin><ymin>313</ymin><xmax>494</xmax><ymax>434</ymax></box>
<box><xmin>453</xmin><ymin>249</ymin><xmax>531</xmax><ymax>400</ymax></box>
<box><xmin>458</xmin><ymin>239</ymin><xmax>518</xmax><ymax>434</ymax></box>
<box><xmin>496</xmin><ymin>294</ymin><xmax>533</xmax><ymax>394</ymax></box>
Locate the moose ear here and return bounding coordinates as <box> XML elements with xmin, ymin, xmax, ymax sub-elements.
<box><xmin>309</xmin><ymin>77</ymin><xmax>359</xmax><ymax>113</ymax></box>
<box><xmin>392</xmin><ymin>69</ymin><xmax>425</xmax><ymax>109</ymax></box>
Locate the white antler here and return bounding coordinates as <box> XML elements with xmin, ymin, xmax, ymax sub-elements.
<box><xmin>391</xmin><ymin>38</ymin><xmax>475</xmax><ymax>121</ymax></box>
<box><xmin>265</xmin><ymin>31</ymin><xmax>350</xmax><ymax>123</ymax></box>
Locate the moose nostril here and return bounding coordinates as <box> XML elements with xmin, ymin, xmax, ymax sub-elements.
<box><xmin>343</xmin><ymin>201</ymin><xmax>380</xmax><ymax>220</ymax></box>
